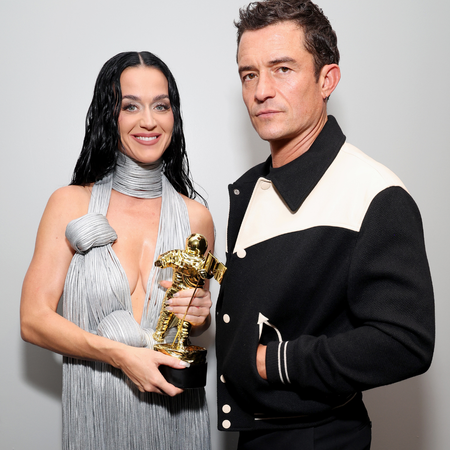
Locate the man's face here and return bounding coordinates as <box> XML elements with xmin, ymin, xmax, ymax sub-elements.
<box><xmin>238</xmin><ymin>21</ymin><xmax>327</xmax><ymax>149</ymax></box>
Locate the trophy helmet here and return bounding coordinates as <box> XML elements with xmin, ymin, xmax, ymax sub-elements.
<box><xmin>186</xmin><ymin>233</ymin><xmax>208</xmax><ymax>256</ymax></box>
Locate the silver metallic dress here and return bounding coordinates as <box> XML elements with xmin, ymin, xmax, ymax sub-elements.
<box><xmin>61</xmin><ymin>154</ymin><xmax>210</xmax><ymax>449</ymax></box>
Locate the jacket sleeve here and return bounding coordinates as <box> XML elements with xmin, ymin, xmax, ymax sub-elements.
<box><xmin>265</xmin><ymin>186</ymin><xmax>435</xmax><ymax>395</ymax></box>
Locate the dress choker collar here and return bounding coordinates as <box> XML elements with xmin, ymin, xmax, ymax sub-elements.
<box><xmin>112</xmin><ymin>152</ymin><xmax>163</xmax><ymax>199</ymax></box>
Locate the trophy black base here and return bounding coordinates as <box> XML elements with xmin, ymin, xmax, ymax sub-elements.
<box><xmin>159</xmin><ymin>363</ymin><xmax>207</xmax><ymax>389</ymax></box>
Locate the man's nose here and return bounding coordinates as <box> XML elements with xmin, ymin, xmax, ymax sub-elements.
<box><xmin>255</xmin><ymin>72</ymin><xmax>275</xmax><ymax>103</ymax></box>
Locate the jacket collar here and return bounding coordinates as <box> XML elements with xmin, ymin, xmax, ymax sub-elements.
<box><xmin>264</xmin><ymin>115</ymin><xmax>346</xmax><ymax>212</ymax></box>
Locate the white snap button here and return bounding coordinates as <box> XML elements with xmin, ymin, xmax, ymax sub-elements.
<box><xmin>237</xmin><ymin>248</ymin><xmax>246</xmax><ymax>258</ymax></box>
<box><xmin>260</xmin><ymin>181</ymin><xmax>271</xmax><ymax>190</ymax></box>
<box><xmin>222</xmin><ymin>420</ymin><xmax>231</xmax><ymax>429</ymax></box>
<box><xmin>222</xmin><ymin>404</ymin><xmax>231</xmax><ymax>414</ymax></box>
<box><xmin>220</xmin><ymin>375</ymin><xmax>226</xmax><ymax>383</ymax></box>
<box><xmin>223</xmin><ymin>314</ymin><xmax>230</xmax><ymax>323</ymax></box>
<box><xmin>234</xmin><ymin>189</ymin><xmax>240</xmax><ymax>195</ymax></box>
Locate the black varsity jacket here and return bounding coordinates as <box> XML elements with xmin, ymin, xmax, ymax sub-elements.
<box><xmin>215</xmin><ymin>116</ymin><xmax>435</xmax><ymax>431</ymax></box>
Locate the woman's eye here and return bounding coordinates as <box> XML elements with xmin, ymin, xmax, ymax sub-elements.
<box><xmin>123</xmin><ymin>104</ymin><xmax>138</xmax><ymax>112</ymax></box>
<box><xmin>155</xmin><ymin>103</ymin><xmax>171</xmax><ymax>111</ymax></box>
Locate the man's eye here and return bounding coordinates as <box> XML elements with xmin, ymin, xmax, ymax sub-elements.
<box><xmin>243</xmin><ymin>73</ymin><xmax>256</xmax><ymax>81</ymax></box>
<box><xmin>279</xmin><ymin>67</ymin><xmax>290</xmax><ymax>73</ymax></box>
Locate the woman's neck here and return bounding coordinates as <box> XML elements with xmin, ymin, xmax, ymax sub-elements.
<box><xmin>112</xmin><ymin>152</ymin><xmax>163</xmax><ymax>199</ymax></box>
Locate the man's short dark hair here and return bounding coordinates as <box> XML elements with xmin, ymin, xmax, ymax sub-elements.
<box><xmin>235</xmin><ymin>0</ymin><xmax>339</xmax><ymax>79</ymax></box>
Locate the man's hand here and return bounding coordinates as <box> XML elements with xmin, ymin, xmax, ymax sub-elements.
<box><xmin>256</xmin><ymin>344</ymin><xmax>267</xmax><ymax>380</ymax></box>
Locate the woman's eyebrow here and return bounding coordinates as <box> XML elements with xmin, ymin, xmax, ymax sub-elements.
<box><xmin>122</xmin><ymin>94</ymin><xmax>169</xmax><ymax>102</ymax></box>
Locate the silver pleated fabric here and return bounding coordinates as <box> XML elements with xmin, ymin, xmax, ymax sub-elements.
<box><xmin>61</xmin><ymin>155</ymin><xmax>210</xmax><ymax>450</ymax></box>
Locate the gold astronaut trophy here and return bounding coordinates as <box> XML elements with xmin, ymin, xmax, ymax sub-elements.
<box><xmin>153</xmin><ymin>233</ymin><xmax>226</xmax><ymax>388</ymax></box>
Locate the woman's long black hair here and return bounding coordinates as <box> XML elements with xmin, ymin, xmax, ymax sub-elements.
<box><xmin>71</xmin><ymin>51</ymin><xmax>201</xmax><ymax>200</ymax></box>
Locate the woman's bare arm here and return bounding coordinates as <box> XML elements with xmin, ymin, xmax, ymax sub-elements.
<box><xmin>20</xmin><ymin>186</ymin><xmax>186</xmax><ymax>396</ymax></box>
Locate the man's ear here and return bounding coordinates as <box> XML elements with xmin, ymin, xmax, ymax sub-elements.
<box><xmin>320</xmin><ymin>64</ymin><xmax>341</xmax><ymax>100</ymax></box>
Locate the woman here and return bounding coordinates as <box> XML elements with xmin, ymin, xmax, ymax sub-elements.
<box><xmin>20</xmin><ymin>51</ymin><xmax>214</xmax><ymax>450</ymax></box>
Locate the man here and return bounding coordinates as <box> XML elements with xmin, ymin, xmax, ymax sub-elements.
<box><xmin>215</xmin><ymin>1</ymin><xmax>435</xmax><ymax>449</ymax></box>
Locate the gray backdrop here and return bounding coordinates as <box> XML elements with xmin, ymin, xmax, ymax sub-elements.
<box><xmin>1</xmin><ymin>1</ymin><xmax>449</xmax><ymax>449</ymax></box>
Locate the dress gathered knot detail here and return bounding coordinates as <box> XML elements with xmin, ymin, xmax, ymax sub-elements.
<box><xmin>66</xmin><ymin>213</ymin><xmax>117</xmax><ymax>254</ymax></box>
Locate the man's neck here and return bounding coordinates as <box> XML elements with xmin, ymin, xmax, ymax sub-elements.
<box><xmin>270</xmin><ymin>114</ymin><xmax>328</xmax><ymax>168</ymax></box>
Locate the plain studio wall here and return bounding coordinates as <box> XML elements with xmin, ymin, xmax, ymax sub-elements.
<box><xmin>1</xmin><ymin>1</ymin><xmax>449</xmax><ymax>449</ymax></box>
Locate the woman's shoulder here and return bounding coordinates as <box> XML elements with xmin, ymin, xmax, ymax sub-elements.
<box><xmin>181</xmin><ymin>195</ymin><xmax>214</xmax><ymax>241</ymax></box>
<box><xmin>51</xmin><ymin>183</ymin><xmax>92</xmax><ymax>200</ymax></box>
<box><xmin>33</xmin><ymin>184</ymin><xmax>94</xmax><ymax>255</ymax></box>
<box><xmin>181</xmin><ymin>195</ymin><xmax>212</xmax><ymax>222</ymax></box>
<box><xmin>45</xmin><ymin>184</ymin><xmax>93</xmax><ymax>224</ymax></box>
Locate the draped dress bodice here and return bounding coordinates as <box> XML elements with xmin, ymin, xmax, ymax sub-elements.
<box><xmin>61</xmin><ymin>171</ymin><xmax>210</xmax><ymax>450</ymax></box>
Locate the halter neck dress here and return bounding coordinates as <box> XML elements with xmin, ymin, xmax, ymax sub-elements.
<box><xmin>61</xmin><ymin>164</ymin><xmax>210</xmax><ymax>450</ymax></box>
